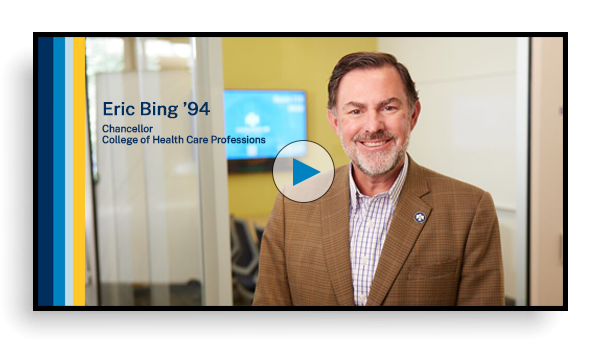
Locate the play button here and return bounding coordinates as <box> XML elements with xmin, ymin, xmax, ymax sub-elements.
<box><xmin>293</xmin><ymin>159</ymin><xmax>320</xmax><ymax>186</ymax></box>
<box><xmin>273</xmin><ymin>140</ymin><xmax>335</xmax><ymax>203</ymax></box>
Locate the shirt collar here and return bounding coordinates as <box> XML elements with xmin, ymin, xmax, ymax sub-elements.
<box><xmin>349</xmin><ymin>156</ymin><xmax>409</xmax><ymax>211</ymax></box>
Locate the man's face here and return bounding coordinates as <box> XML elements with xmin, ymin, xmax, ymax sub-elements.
<box><xmin>327</xmin><ymin>65</ymin><xmax>421</xmax><ymax>177</ymax></box>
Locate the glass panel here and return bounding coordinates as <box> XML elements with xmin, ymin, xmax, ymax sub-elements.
<box><xmin>86</xmin><ymin>37</ymin><xmax>204</xmax><ymax>306</ymax></box>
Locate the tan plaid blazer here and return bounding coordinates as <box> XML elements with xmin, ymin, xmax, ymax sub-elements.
<box><xmin>253</xmin><ymin>155</ymin><xmax>504</xmax><ymax>306</ymax></box>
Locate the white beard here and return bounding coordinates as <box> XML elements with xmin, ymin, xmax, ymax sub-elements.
<box><xmin>338</xmin><ymin>126</ymin><xmax>410</xmax><ymax>177</ymax></box>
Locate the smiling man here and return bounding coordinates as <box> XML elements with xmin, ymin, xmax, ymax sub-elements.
<box><xmin>253</xmin><ymin>52</ymin><xmax>505</xmax><ymax>306</ymax></box>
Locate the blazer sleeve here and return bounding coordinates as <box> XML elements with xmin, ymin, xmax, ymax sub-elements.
<box><xmin>456</xmin><ymin>191</ymin><xmax>505</xmax><ymax>306</ymax></box>
<box><xmin>253</xmin><ymin>193</ymin><xmax>293</xmax><ymax>306</ymax></box>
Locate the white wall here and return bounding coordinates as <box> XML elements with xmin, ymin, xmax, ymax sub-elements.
<box><xmin>378</xmin><ymin>37</ymin><xmax>519</xmax><ymax>301</ymax></box>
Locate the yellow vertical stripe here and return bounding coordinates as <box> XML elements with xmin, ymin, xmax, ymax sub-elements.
<box><xmin>73</xmin><ymin>37</ymin><xmax>86</xmax><ymax>305</ymax></box>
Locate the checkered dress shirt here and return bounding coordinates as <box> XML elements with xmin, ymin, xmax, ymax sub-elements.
<box><xmin>348</xmin><ymin>158</ymin><xmax>409</xmax><ymax>306</ymax></box>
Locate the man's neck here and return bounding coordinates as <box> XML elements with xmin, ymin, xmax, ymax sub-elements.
<box><xmin>352</xmin><ymin>159</ymin><xmax>405</xmax><ymax>198</ymax></box>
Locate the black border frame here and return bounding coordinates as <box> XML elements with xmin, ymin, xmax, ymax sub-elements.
<box><xmin>33</xmin><ymin>32</ymin><xmax>567</xmax><ymax>311</ymax></box>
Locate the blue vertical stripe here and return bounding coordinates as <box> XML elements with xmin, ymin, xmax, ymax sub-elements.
<box><xmin>53</xmin><ymin>37</ymin><xmax>65</xmax><ymax>306</ymax></box>
<box><xmin>38</xmin><ymin>37</ymin><xmax>54</xmax><ymax>306</ymax></box>
<box><xmin>65</xmin><ymin>37</ymin><xmax>74</xmax><ymax>306</ymax></box>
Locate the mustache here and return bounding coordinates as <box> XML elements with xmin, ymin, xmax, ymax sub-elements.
<box><xmin>352</xmin><ymin>130</ymin><xmax>398</xmax><ymax>142</ymax></box>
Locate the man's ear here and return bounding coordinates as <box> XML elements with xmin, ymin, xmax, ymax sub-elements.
<box><xmin>327</xmin><ymin>109</ymin><xmax>340</xmax><ymax>137</ymax></box>
<box><xmin>409</xmin><ymin>100</ymin><xmax>421</xmax><ymax>132</ymax></box>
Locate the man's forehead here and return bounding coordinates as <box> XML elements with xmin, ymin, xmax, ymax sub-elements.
<box><xmin>337</xmin><ymin>67</ymin><xmax>408</xmax><ymax>107</ymax></box>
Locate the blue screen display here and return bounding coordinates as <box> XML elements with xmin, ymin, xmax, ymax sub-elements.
<box><xmin>223</xmin><ymin>90</ymin><xmax>307</xmax><ymax>160</ymax></box>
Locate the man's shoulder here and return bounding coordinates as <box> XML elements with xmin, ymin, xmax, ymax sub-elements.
<box><xmin>421</xmin><ymin>166</ymin><xmax>486</xmax><ymax>195</ymax></box>
<box><xmin>413</xmin><ymin>163</ymin><xmax>491</xmax><ymax>211</ymax></box>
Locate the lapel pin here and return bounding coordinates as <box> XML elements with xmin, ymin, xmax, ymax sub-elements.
<box><xmin>414</xmin><ymin>212</ymin><xmax>426</xmax><ymax>223</ymax></box>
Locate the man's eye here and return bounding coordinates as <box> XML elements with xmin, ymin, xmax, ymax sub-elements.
<box><xmin>384</xmin><ymin>106</ymin><xmax>397</xmax><ymax>111</ymax></box>
<box><xmin>349</xmin><ymin>109</ymin><xmax>361</xmax><ymax>115</ymax></box>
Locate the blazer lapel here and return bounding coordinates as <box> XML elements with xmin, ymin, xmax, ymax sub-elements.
<box><xmin>321</xmin><ymin>165</ymin><xmax>356</xmax><ymax>306</ymax></box>
<box><xmin>366</xmin><ymin>156</ymin><xmax>431</xmax><ymax>306</ymax></box>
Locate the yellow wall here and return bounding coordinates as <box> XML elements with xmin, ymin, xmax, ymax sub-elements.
<box><xmin>222</xmin><ymin>37</ymin><xmax>377</xmax><ymax>218</ymax></box>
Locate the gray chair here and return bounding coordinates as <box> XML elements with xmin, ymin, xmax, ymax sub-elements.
<box><xmin>230</xmin><ymin>217</ymin><xmax>260</xmax><ymax>305</ymax></box>
<box><xmin>230</xmin><ymin>215</ymin><xmax>242</xmax><ymax>263</ymax></box>
<box><xmin>253</xmin><ymin>222</ymin><xmax>265</xmax><ymax>250</ymax></box>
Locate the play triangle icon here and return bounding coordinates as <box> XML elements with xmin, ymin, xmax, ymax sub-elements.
<box><xmin>293</xmin><ymin>158</ymin><xmax>321</xmax><ymax>186</ymax></box>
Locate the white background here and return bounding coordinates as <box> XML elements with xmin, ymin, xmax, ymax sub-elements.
<box><xmin>0</xmin><ymin>1</ymin><xmax>584</xmax><ymax>348</ymax></box>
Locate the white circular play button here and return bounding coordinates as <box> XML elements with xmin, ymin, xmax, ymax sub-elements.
<box><xmin>272</xmin><ymin>140</ymin><xmax>335</xmax><ymax>203</ymax></box>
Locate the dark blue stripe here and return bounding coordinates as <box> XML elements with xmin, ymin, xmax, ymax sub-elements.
<box><xmin>53</xmin><ymin>37</ymin><xmax>65</xmax><ymax>306</ymax></box>
<box><xmin>38</xmin><ymin>37</ymin><xmax>53</xmax><ymax>306</ymax></box>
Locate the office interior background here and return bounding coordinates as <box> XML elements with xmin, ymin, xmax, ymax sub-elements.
<box><xmin>82</xmin><ymin>37</ymin><xmax>563</xmax><ymax>306</ymax></box>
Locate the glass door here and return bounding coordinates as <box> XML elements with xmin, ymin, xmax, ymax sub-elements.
<box><xmin>86</xmin><ymin>37</ymin><xmax>231</xmax><ymax>306</ymax></box>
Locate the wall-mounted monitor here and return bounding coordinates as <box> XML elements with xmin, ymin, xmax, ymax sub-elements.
<box><xmin>223</xmin><ymin>90</ymin><xmax>307</xmax><ymax>173</ymax></box>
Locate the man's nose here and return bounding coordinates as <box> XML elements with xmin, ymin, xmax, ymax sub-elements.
<box><xmin>363</xmin><ymin>109</ymin><xmax>385</xmax><ymax>133</ymax></box>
